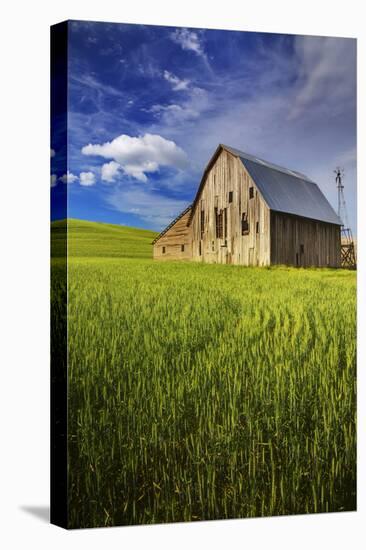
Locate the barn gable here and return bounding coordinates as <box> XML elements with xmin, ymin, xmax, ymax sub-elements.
<box><xmin>152</xmin><ymin>144</ymin><xmax>341</xmax><ymax>267</ymax></box>
<box><xmin>189</xmin><ymin>147</ymin><xmax>271</xmax><ymax>265</ymax></box>
<box><xmin>189</xmin><ymin>144</ymin><xmax>341</xmax><ymax>226</ymax></box>
<box><xmin>152</xmin><ymin>205</ymin><xmax>192</xmax><ymax>260</ymax></box>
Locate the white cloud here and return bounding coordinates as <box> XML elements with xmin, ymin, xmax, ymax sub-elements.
<box><xmin>50</xmin><ymin>174</ymin><xmax>57</xmax><ymax>188</ymax></box>
<box><xmin>123</xmin><ymin>161</ymin><xmax>158</xmax><ymax>183</ymax></box>
<box><xmin>146</xmin><ymin>86</ymin><xmax>209</xmax><ymax>126</ymax></box>
<box><xmin>171</xmin><ymin>28</ymin><xmax>205</xmax><ymax>58</ymax></box>
<box><xmin>71</xmin><ymin>73</ymin><xmax>123</xmax><ymax>98</ymax></box>
<box><xmin>82</xmin><ymin>133</ymin><xmax>188</xmax><ymax>182</ymax></box>
<box><xmin>106</xmin><ymin>186</ymin><xmax>189</xmax><ymax>228</ymax></box>
<box><xmin>60</xmin><ymin>171</ymin><xmax>78</xmax><ymax>184</ymax></box>
<box><xmin>101</xmin><ymin>161</ymin><xmax>122</xmax><ymax>183</ymax></box>
<box><xmin>163</xmin><ymin>70</ymin><xmax>190</xmax><ymax>91</ymax></box>
<box><xmin>146</xmin><ymin>103</ymin><xmax>199</xmax><ymax>121</ymax></box>
<box><xmin>51</xmin><ymin>148</ymin><xmax>55</xmax><ymax>158</ymax></box>
<box><xmin>288</xmin><ymin>36</ymin><xmax>356</xmax><ymax>120</ymax></box>
<box><xmin>79</xmin><ymin>171</ymin><xmax>96</xmax><ymax>186</ymax></box>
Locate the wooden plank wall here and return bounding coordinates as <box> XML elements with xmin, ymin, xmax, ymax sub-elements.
<box><xmin>190</xmin><ymin>149</ymin><xmax>271</xmax><ymax>266</ymax></box>
<box><xmin>153</xmin><ymin>147</ymin><xmax>341</xmax><ymax>268</ymax></box>
<box><xmin>153</xmin><ymin>209</ymin><xmax>193</xmax><ymax>261</ymax></box>
<box><xmin>270</xmin><ymin>212</ymin><xmax>341</xmax><ymax>267</ymax></box>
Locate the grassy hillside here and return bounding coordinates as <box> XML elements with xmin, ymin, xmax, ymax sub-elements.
<box><xmin>51</xmin><ymin>218</ymin><xmax>158</xmax><ymax>258</ymax></box>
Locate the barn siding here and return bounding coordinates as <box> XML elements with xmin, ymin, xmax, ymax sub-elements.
<box><xmin>153</xmin><ymin>146</ymin><xmax>341</xmax><ymax>268</ymax></box>
<box><xmin>153</xmin><ymin>209</ymin><xmax>192</xmax><ymax>261</ymax></box>
<box><xmin>270</xmin><ymin>211</ymin><xmax>341</xmax><ymax>267</ymax></box>
<box><xmin>190</xmin><ymin>149</ymin><xmax>271</xmax><ymax>266</ymax></box>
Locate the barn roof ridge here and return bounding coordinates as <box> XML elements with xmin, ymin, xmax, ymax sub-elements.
<box><xmin>186</xmin><ymin>143</ymin><xmax>341</xmax><ymax>227</ymax></box>
<box><xmin>220</xmin><ymin>144</ymin><xmax>314</xmax><ymax>183</ymax></box>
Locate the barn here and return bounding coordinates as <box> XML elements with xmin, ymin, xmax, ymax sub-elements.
<box><xmin>152</xmin><ymin>144</ymin><xmax>341</xmax><ymax>267</ymax></box>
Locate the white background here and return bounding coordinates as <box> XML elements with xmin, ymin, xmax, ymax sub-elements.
<box><xmin>0</xmin><ymin>0</ymin><xmax>364</xmax><ymax>548</ymax></box>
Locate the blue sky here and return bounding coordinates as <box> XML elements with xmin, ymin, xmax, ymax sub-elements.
<box><xmin>51</xmin><ymin>21</ymin><xmax>357</xmax><ymax>234</ymax></box>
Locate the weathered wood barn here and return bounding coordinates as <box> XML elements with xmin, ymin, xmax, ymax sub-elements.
<box><xmin>153</xmin><ymin>144</ymin><xmax>341</xmax><ymax>267</ymax></box>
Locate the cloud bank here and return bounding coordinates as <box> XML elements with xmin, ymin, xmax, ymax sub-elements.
<box><xmin>101</xmin><ymin>161</ymin><xmax>121</xmax><ymax>183</ymax></box>
<box><xmin>60</xmin><ymin>171</ymin><xmax>78</xmax><ymax>184</ymax></box>
<box><xmin>79</xmin><ymin>171</ymin><xmax>96</xmax><ymax>186</ymax></box>
<box><xmin>171</xmin><ymin>28</ymin><xmax>206</xmax><ymax>58</ymax></box>
<box><xmin>163</xmin><ymin>70</ymin><xmax>190</xmax><ymax>91</ymax></box>
<box><xmin>82</xmin><ymin>133</ymin><xmax>188</xmax><ymax>182</ymax></box>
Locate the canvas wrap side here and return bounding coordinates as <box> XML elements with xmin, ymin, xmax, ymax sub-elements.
<box><xmin>50</xmin><ymin>20</ymin><xmax>68</xmax><ymax>529</ymax></box>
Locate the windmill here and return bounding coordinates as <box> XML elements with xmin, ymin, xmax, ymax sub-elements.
<box><xmin>335</xmin><ymin>168</ymin><xmax>356</xmax><ymax>269</ymax></box>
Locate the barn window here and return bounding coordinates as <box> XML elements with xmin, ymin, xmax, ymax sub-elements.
<box><xmin>181</xmin><ymin>244</ymin><xmax>185</xmax><ymax>252</ymax></box>
<box><xmin>224</xmin><ymin>208</ymin><xmax>227</xmax><ymax>239</ymax></box>
<box><xmin>241</xmin><ymin>213</ymin><xmax>249</xmax><ymax>235</ymax></box>
<box><xmin>200</xmin><ymin>210</ymin><xmax>205</xmax><ymax>237</ymax></box>
<box><xmin>199</xmin><ymin>241</ymin><xmax>202</xmax><ymax>256</ymax></box>
<box><xmin>256</xmin><ymin>221</ymin><xmax>259</xmax><ymax>234</ymax></box>
<box><xmin>228</xmin><ymin>191</ymin><xmax>233</xmax><ymax>203</ymax></box>
<box><xmin>215</xmin><ymin>208</ymin><xmax>223</xmax><ymax>238</ymax></box>
<box><xmin>212</xmin><ymin>241</ymin><xmax>215</xmax><ymax>251</ymax></box>
<box><xmin>162</xmin><ymin>246</ymin><xmax>166</xmax><ymax>254</ymax></box>
<box><xmin>300</xmin><ymin>244</ymin><xmax>304</xmax><ymax>254</ymax></box>
<box><xmin>249</xmin><ymin>186</ymin><xmax>254</xmax><ymax>199</ymax></box>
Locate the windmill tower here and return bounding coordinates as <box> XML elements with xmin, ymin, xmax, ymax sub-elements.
<box><xmin>335</xmin><ymin>168</ymin><xmax>356</xmax><ymax>269</ymax></box>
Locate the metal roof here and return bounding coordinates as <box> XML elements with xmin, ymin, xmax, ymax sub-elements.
<box><xmin>223</xmin><ymin>145</ymin><xmax>313</xmax><ymax>182</ymax></box>
<box><xmin>223</xmin><ymin>145</ymin><xmax>341</xmax><ymax>225</ymax></box>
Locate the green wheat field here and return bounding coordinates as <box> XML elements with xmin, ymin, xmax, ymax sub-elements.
<box><xmin>51</xmin><ymin>219</ymin><xmax>357</xmax><ymax>528</ymax></box>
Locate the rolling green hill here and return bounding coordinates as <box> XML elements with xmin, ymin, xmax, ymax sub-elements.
<box><xmin>51</xmin><ymin>218</ymin><xmax>158</xmax><ymax>258</ymax></box>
